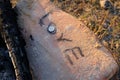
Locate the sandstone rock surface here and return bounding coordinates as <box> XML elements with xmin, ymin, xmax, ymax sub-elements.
<box><xmin>17</xmin><ymin>0</ymin><xmax>118</xmax><ymax>80</ymax></box>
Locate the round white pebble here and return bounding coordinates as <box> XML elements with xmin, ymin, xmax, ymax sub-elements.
<box><xmin>47</xmin><ymin>23</ymin><xmax>56</xmax><ymax>34</ymax></box>
<box><xmin>48</xmin><ymin>26</ymin><xmax>55</xmax><ymax>32</ymax></box>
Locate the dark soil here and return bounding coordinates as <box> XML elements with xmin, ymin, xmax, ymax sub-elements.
<box><xmin>0</xmin><ymin>0</ymin><xmax>32</xmax><ymax>80</ymax></box>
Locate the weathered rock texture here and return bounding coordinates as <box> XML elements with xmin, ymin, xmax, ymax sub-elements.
<box><xmin>17</xmin><ymin>0</ymin><xmax>118</xmax><ymax>80</ymax></box>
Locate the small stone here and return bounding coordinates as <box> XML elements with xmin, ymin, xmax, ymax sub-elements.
<box><xmin>47</xmin><ymin>23</ymin><xmax>56</xmax><ymax>34</ymax></box>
